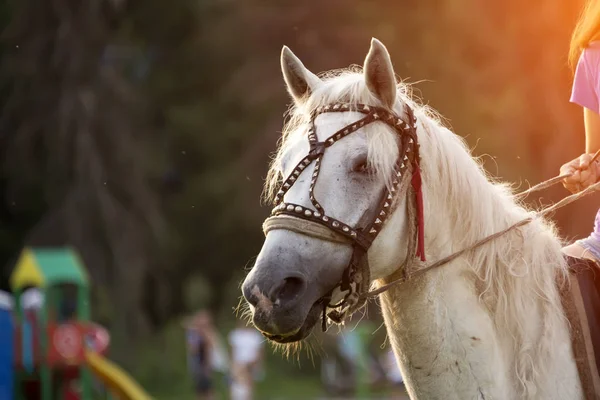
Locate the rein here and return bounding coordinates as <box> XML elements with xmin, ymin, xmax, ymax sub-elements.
<box><xmin>363</xmin><ymin>150</ymin><xmax>600</xmax><ymax>300</ymax></box>
<box><xmin>515</xmin><ymin>148</ymin><xmax>600</xmax><ymax>200</ymax></box>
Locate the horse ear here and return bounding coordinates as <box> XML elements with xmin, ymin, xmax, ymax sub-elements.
<box><xmin>281</xmin><ymin>46</ymin><xmax>322</xmax><ymax>103</ymax></box>
<box><xmin>364</xmin><ymin>38</ymin><xmax>397</xmax><ymax>108</ymax></box>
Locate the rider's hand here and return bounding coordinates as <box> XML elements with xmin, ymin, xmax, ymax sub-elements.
<box><xmin>560</xmin><ymin>153</ymin><xmax>600</xmax><ymax>193</ymax></box>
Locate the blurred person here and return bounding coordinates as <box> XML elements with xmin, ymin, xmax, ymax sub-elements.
<box><xmin>20</xmin><ymin>286</ymin><xmax>43</xmax><ymax>376</ymax></box>
<box><xmin>21</xmin><ymin>287</ymin><xmax>44</xmax><ymax>311</ymax></box>
<box><xmin>561</xmin><ymin>0</ymin><xmax>600</xmax><ymax>261</ymax></box>
<box><xmin>381</xmin><ymin>349</ymin><xmax>404</xmax><ymax>388</ymax></box>
<box><xmin>183</xmin><ymin>310</ymin><xmax>219</xmax><ymax>400</ymax></box>
<box><xmin>320</xmin><ymin>330</ymin><xmax>357</xmax><ymax>395</ymax></box>
<box><xmin>228</xmin><ymin>320</ymin><xmax>264</xmax><ymax>400</ymax></box>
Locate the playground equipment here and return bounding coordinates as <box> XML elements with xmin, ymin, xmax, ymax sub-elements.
<box><xmin>0</xmin><ymin>290</ymin><xmax>13</xmax><ymax>399</ymax></box>
<box><xmin>4</xmin><ymin>246</ymin><xmax>152</xmax><ymax>400</ymax></box>
<box><xmin>86</xmin><ymin>352</ymin><xmax>152</xmax><ymax>400</ymax></box>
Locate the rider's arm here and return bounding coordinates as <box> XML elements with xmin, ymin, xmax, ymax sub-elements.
<box><xmin>584</xmin><ymin>107</ymin><xmax>600</xmax><ymax>153</ymax></box>
<box><xmin>561</xmin><ymin>109</ymin><xmax>600</xmax><ymax>193</ymax></box>
<box><xmin>562</xmin><ymin>108</ymin><xmax>600</xmax><ymax>191</ymax></box>
<box><xmin>561</xmin><ymin>48</ymin><xmax>600</xmax><ymax>193</ymax></box>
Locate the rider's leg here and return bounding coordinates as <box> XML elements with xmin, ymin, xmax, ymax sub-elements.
<box><xmin>561</xmin><ymin>209</ymin><xmax>600</xmax><ymax>261</ymax></box>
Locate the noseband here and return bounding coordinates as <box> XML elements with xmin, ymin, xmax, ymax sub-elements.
<box><xmin>263</xmin><ymin>102</ymin><xmax>425</xmax><ymax>326</ymax></box>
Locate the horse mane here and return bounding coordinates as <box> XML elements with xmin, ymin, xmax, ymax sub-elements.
<box><xmin>265</xmin><ymin>67</ymin><xmax>570</xmax><ymax>398</ymax></box>
<box><xmin>416</xmin><ymin>113</ymin><xmax>570</xmax><ymax>398</ymax></box>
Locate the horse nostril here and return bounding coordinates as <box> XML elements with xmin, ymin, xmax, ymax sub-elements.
<box><xmin>271</xmin><ymin>276</ymin><xmax>306</xmax><ymax>305</ymax></box>
<box><xmin>242</xmin><ymin>283</ymin><xmax>259</xmax><ymax>307</ymax></box>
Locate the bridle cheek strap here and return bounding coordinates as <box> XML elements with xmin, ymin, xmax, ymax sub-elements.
<box><xmin>326</xmin><ymin>244</ymin><xmax>371</xmax><ymax>324</ymax></box>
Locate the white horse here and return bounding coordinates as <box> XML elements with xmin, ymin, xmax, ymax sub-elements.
<box><xmin>241</xmin><ymin>38</ymin><xmax>583</xmax><ymax>399</ymax></box>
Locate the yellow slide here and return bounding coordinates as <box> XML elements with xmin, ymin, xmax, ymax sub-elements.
<box><xmin>85</xmin><ymin>351</ymin><xmax>153</xmax><ymax>400</ymax></box>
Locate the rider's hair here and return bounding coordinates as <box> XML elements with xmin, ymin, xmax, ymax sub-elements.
<box><xmin>569</xmin><ymin>0</ymin><xmax>600</xmax><ymax>71</ymax></box>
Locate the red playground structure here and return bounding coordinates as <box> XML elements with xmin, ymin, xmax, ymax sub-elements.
<box><xmin>7</xmin><ymin>247</ymin><xmax>150</xmax><ymax>400</ymax></box>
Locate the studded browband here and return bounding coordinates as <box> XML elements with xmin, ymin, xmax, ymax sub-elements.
<box><xmin>264</xmin><ymin>102</ymin><xmax>425</xmax><ymax>325</ymax></box>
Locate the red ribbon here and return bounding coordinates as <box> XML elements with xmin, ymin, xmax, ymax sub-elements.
<box><xmin>411</xmin><ymin>164</ymin><xmax>426</xmax><ymax>261</ymax></box>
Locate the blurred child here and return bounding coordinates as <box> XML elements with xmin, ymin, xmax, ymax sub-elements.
<box><xmin>183</xmin><ymin>310</ymin><xmax>219</xmax><ymax>400</ymax></box>
<box><xmin>228</xmin><ymin>320</ymin><xmax>264</xmax><ymax>400</ymax></box>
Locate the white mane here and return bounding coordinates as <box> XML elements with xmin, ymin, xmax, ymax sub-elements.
<box><xmin>265</xmin><ymin>68</ymin><xmax>571</xmax><ymax>398</ymax></box>
<box><xmin>414</xmin><ymin>103</ymin><xmax>570</xmax><ymax>398</ymax></box>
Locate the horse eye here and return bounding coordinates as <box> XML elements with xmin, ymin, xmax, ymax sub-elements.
<box><xmin>352</xmin><ymin>157</ymin><xmax>369</xmax><ymax>173</ymax></box>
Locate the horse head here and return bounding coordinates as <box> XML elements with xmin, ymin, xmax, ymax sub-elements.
<box><xmin>241</xmin><ymin>38</ymin><xmax>423</xmax><ymax>343</ymax></box>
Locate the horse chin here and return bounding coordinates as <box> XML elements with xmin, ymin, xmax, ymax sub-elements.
<box><xmin>261</xmin><ymin>301</ymin><xmax>322</xmax><ymax>344</ymax></box>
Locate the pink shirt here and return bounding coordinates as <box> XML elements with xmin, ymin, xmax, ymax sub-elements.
<box><xmin>571</xmin><ymin>42</ymin><xmax>600</xmax><ymax>112</ymax></box>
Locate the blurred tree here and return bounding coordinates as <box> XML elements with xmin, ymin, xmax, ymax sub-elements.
<box><xmin>0</xmin><ymin>0</ymin><xmax>163</xmax><ymax>366</ymax></box>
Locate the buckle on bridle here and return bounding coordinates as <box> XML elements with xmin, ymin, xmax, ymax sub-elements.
<box><xmin>308</xmin><ymin>141</ymin><xmax>326</xmax><ymax>158</ymax></box>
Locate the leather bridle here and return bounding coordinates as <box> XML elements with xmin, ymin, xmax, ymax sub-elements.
<box><xmin>262</xmin><ymin>102</ymin><xmax>426</xmax><ymax>327</ymax></box>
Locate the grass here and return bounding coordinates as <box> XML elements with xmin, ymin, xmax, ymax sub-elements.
<box><xmin>131</xmin><ymin>320</ymin><xmax>325</xmax><ymax>400</ymax></box>
<box><xmin>120</xmin><ymin>311</ymin><xmax>401</xmax><ymax>400</ymax></box>
<box><xmin>143</xmin><ymin>349</ymin><xmax>403</xmax><ymax>400</ymax></box>
<box><xmin>144</xmin><ymin>347</ymin><xmax>324</xmax><ymax>400</ymax></box>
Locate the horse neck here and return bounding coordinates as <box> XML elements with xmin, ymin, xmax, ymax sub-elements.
<box><xmin>377</xmin><ymin>119</ymin><xmax>581</xmax><ymax>399</ymax></box>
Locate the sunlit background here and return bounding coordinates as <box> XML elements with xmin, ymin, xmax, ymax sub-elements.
<box><xmin>0</xmin><ymin>0</ymin><xmax>597</xmax><ymax>399</ymax></box>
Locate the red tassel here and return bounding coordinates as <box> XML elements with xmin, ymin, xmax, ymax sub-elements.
<box><xmin>411</xmin><ymin>165</ymin><xmax>426</xmax><ymax>261</ymax></box>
